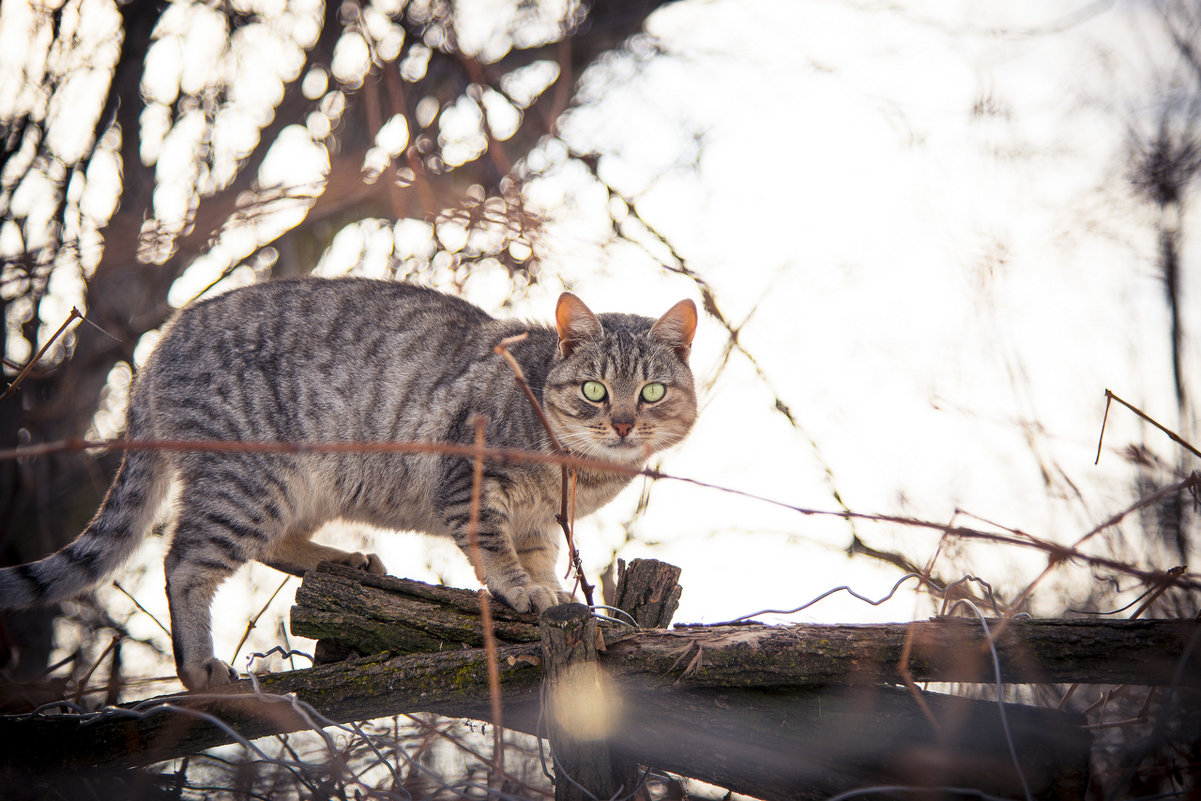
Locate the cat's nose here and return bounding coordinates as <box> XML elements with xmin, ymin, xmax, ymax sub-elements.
<box><xmin>611</xmin><ymin>419</ymin><xmax>634</xmax><ymax>438</ymax></box>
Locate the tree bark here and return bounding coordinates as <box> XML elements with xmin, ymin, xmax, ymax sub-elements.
<box><xmin>290</xmin><ymin>562</ymin><xmax>543</xmax><ymax>661</ymax></box>
<box><xmin>612</xmin><ymin>558</ymin><xmax>682</xmax><ymax>628</ymax></box>
<box><xmin>292</xmin><ymin>563</ymin><xmax>1201</xmax><ymax>688</ymax></box>
<box><xmin>539</xmin><ymin>603</ymin><xmax>634</xmax><ymax>801</ymax></box>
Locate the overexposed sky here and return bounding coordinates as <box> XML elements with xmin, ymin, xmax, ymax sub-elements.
<box><xmin>495</xmin><ymin>0</ymin><xmax>1199</xmax><ymax>623</ymax></box>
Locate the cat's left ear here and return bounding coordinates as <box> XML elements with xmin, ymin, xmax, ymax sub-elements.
<box><xmin>556</xmin><ymin>293</ymin><xmax>604</xmax><ymax>358</ymax></box>
<box><xmin>650</xmin><ymin>299</ymin><xmax>698</xmax><ymax>362</ymax></box>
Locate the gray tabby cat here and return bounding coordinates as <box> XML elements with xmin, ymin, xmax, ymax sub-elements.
<box><xmin>0</xmin><ymin>277</ymin><xmax>698</xmax><ymax>689</ymax></box>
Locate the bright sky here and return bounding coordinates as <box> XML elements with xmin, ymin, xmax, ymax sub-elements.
<box><xmin>9</xmin><ymin>0</ymin><xmax>1199</xmax><ymax>677</ymax></box>
<box><xmin>492</xmin><ymin>0</ymin><xmax>1199</xmax><ymax>623</ymax></box>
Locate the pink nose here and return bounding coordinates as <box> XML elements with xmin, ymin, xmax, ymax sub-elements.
<box><xmin>612</xmin><ymin>421</ymin><xmax>633</xmax><ymax>438</ymax></box>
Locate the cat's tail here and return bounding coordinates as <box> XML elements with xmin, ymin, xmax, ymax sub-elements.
<box><xmin>0</xmin><ymin>409</ymin><xmax>169</xmax><ymax>609</ymax></box>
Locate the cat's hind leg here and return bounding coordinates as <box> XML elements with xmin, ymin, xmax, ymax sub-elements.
<box><xmin>260</xmin><ymin>526</ymin><xmax>386</xmax><ymax>577</ymax></box>
<box><xmin>164</xmin><ymin>509</ymin><xmax>254</xmax><ymax>690</ymax></box>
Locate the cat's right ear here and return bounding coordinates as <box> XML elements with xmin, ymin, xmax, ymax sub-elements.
<box><xmin>555</xmin><ymin>293</ymin><xmax>603</xmax><ymax>358</ymax></box>
<box><xmin>650</xmin><ymin>299</ymin><xmax>698</xmax><ymax>362</ymax></box>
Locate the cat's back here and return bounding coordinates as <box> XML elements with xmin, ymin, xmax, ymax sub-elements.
<box><xmin>169</xmin><ymin>277</ymin><xmax>490</xmax><ymax>338</ymax></box>
<box><xmin>138</xmin><ymin>278</ymin><xmax>511</xmax><ymax>442</ymax></box>
<box><xmin>151</xmin><ymin>278</ymin><xmax>492</xmax><ymax>369</ymax></box>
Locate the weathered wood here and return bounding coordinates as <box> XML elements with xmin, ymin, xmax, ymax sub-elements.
<box><xmin>539</xmin><ymin>604</ymin><xmax>632</xmax><ymax>801</ymax></box>
<box><xmin>290</xmin><ymin>566</ymin><xmax>1201</xmax><ymax>686</ymax></box>
<box><xmin>290</xmin><ymin>562</ymin><xmax>542</xmax><ymax>660</ymax></box>
<box><xmin>612</xmin><ymin>558</ymin><xmax>682</xmax><ymax>628</ymax></box>
<box><xmin>6</xmin><ymin>568</ymin><xmax>1193</xmax><ymax>800</ymax></box>
<box><xmin>608</xmin><ymin>682</ymin><xmax>1092</xmax><ymax>801</ymax></box>
<box><xmin>602</xmin><ymin>618</ymin><xmax>1201</xmax><ymax>688</ymax></box>
<box><xmin>0</xmin><ymin>645</ymin><xmax>1099</xmax><ymax>801</ymax></box>
<box><xmin>0</xmin><ymin>643</ymin><xmax>544</xmax><ymax>773</ymax></box>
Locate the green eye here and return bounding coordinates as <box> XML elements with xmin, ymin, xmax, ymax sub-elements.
<box><xmin>640</xmin><ymin>382</ymin><xmax>666</xmax><ymax>403</ymax></box>
<box><xmin>582</xmin><ymin>381</ymin><xmax>607</xmax><ymax>402</ymax></box>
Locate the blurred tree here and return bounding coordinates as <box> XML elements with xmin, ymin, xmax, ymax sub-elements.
<box><xmin>0</xmin><ymin>0</ymin><xmax>674</xmax><ymax>681</ymax></box>
<box><xmin>1127</xmin><ymin>0</ymin><xmax>1201</xmax><ymax>563</ymax></box>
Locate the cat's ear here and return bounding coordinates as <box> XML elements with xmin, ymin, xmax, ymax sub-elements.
<box><xmin>650</xmin><ymin>299</ymin><xmax>698</xmax><ymax>362</ymax></box>
<box><xmin>555</xmin><ymin>293</ymin><xmax>604</xmax><ymax>358</ymax></box>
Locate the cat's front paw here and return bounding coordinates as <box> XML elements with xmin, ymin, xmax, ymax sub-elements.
<box><xmin>493</xmin><ymin>582</ymin><xmax>566</xmax><ymax>614</ymax></box>
<box><xmin>181</xmin><ymin>657</ymin><xmax>238</xmax><ymax>691</ymax></box>
<box><xmin>343</xmin><ymin>551</ymin><xmax>387</xmax><ymax>575</ymax></box>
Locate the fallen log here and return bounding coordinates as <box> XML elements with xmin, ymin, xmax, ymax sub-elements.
<box><xmin>293</xmin><ymin>563</ymin><xmax>1201</xmax><ymax>687</ymax></box>
<box><xmin>0</xmin><ymin>561</ymin><xmax>1136</xmax><ymax>801</ymax></box>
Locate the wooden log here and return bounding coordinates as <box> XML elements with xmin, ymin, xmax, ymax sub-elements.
<box><xmin>290</xmin><ymin>562</ymin><xmax>542</xmax><ymax>660</ymax></box>
<box><xmin>6</xmin><ymin>568</ymin><xmax>1193</xmax><ymax>800</ymax></box>
<box><xmin>0</xmin><ymin>645</ymin><xmax>1100</xmax><ymax>801</ymax></box>
<box><xmin>289</xmin><ymin>567</ymin><xmax>1201</xmax><ymax>686</ymax></box>
<box><xmin>0</xmin><ymin>643</ymin><xmax>544</xmax><ymax>773</ymax></box>
<box><xmin>601</xmin><ymin>618</ymin><xmax>1201</xmax><ymax>688</ymax></box>
<box><xmin>539</xmin><ymin>604</ymin><xmax>633</xmax><ymax>801</ymax></box>
<box><xmin>607</xmin><ymin>682</ymin><xmax>1092</xmax><ymax>801</ymax></box>
<box><xmin>611</xmin><ymin>558</ymin><xmax>682</xmax><ymax>628</ymax></box>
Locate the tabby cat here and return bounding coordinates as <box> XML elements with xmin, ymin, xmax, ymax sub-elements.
<box><xmin>0</xmin><ymin>278</ymin><xmax>698</xmax><ymax>689</ymax></box>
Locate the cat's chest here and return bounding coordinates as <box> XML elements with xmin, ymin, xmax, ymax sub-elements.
<box><xmin>503</xmin><ymin>466</ymin><xmax>632</xmax><ymax>532</ymax></box>
<box><xmin>563</xmin><ymin>468</ymin><xmax>635</xmax><ymax>517</ymax></box>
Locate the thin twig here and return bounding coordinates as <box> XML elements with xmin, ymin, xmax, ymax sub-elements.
<box><xmin>493</xmin><ymin>333</ymin><xmax>563</xmax><ymax>451</ymax></box>
<box><xmin>492</xmin><ymin>333</ymin><xmax>596</xmax><ymax>606</ymax></box>
<box><xmin>73</xmin><ymin>634</ymin><xmax>122</xmax><ymax>705</ymax></box>
<box><xmin>1102</xmin><ymin>389</ymin><xmax>1201</xmax><ymax>460</ymax></box>
<box><xmin>230</xmin><ymin>575</ymin><xmax>293</xmax><ymax>666</ymax></box>
<box><xmin>1</xmin><ymin>307</ymin><xmax>82</xmax><ymax>401</ymax></box>
<box><xmin>466</xmin><ymin>416</ymin><xmax>506</xmax><ymax>786</ymax></box>
<box><xmin>897</xmin><ymin>622</ymin><xmax>944</xmax><ymax>740</ymax></box>
<box><xmin>112</xmin><ymin>580</ymin><xmax>171</xmax><ymax>636</ymax></box>
<box><xmin>1095</xmin><ymin>390</ymin><xmax>1113</xmax><ymax>465</ymax></box>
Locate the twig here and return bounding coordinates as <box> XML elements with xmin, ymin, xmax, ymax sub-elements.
<box><xmin>492</xmin><ymin>333</ymin><xmax>596</xmax><ymax>607</ymax></box>
<box><xmin>230</xmin><ymin>575</ymin><xmax>293</xmax><ymax>666</ymax></box>
<box><xmin>492</xmin><ymin>333</ymin><xmax>564</xmax><ymax>452</ymax></box>
<box><xmin>1100</xmin><ymin>389</ymin><xmax>1201</xmax><ymax>461</ymax></box>
<box><xmin>466</xmin><ymin>416</ymin><xmax>506</xmax><ymax>786</ymax></box>
<box><xmin>1129</xmin><ymin>565</ymin><xmax>1187</xmax><ymax>618</ymax></box>
<box><xmin>898</xmin><ymin>622</ymin><xmax>944</xmax><ymax>740</ymax></box>
<box><xmin>112</xmin><ymin>580</ymin><xmax>171</xmax><ymax>637</ymax></box>
<box><xmin>73</xmin><ymin>634</ymin><xmax>122</xmax><ymax>706</ymax></box>
<box><xmin>1</xmin><ymin>307</ymin><xmax>82</xmax><ymax>401</ymax></box>
<box><xmin>1095</xmin><ymin>390</ymin><xmax>1113</xmax><ymax>465</ymax></box>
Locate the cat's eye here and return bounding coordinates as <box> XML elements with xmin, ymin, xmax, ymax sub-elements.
<box><xmin>640</xmin><ymin>382</ymin><xmax>666</xmax><ymax>403</ymax></box>
<box><xmin>581</xmin><ymin>381</ymin><xmax>607</xmax><ymax>402</ymax></box>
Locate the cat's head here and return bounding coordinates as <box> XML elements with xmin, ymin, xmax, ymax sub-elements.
<box><xmin>543</xmin><ymin>293</ymin><xmax>698</xmax><ymax>464</ymax></box>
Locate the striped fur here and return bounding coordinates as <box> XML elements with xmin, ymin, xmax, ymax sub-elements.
<box><xmin>0</xmin><ymin>278</ymin><xmax>698</xmax><ymax>689</ymax></box>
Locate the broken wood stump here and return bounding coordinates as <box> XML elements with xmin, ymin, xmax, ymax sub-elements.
<box><xmin>539</xmin><ymin>603</ymin><xmax>636</xmax><ymax>801</ymax></box>
<box><xmin>612</xmin><ymin>558</ymin><xmax>682</xmax><ymax>628</ymax></box>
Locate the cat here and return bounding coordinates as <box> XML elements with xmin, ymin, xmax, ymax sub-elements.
<box><xmin>0</xmin><ymin>277</ymin><xmax>698</xmax><ymax>690</ymax></box>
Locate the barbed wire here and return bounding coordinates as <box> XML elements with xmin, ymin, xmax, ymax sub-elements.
<box><xmin>3</xmin><ymin>433</ymin><xmax>1199</xmax><ymax>597</ymax></box>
